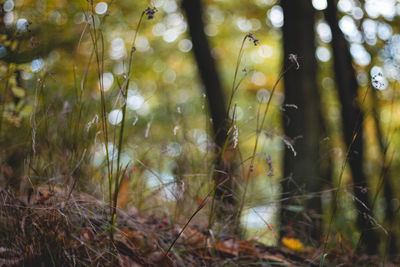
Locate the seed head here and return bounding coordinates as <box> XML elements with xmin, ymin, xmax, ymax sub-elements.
<box><xmin>288</xmin><ymin>53</ymin><xmax>300</xmax><ymax>70</ymax></box>
<box><xmin>246</xmin><ymin>33</ymin><xmax>260</xmax><ymax>46</ymax></box>
<box><xmin>144</xmin><ymin>7</ymin><xmax>158</xmax><ymax>20</ymax></box>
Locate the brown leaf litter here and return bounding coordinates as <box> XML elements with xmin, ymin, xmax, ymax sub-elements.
<box><xmin>1</xmin><ymin>187</ymin><xmax>398</xmax><ymax>266</ymax></box>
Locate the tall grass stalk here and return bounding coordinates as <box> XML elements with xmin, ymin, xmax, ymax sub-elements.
<box><xmin>357</xmin><ymin>80</ymin><xmax>397</xmax><ymax>255</ymax></box>
<box><xmin>68</xmin><ymin>1</ymin><xmax>115</xmax><ymax>198</ymax></box>
<box><xmin>214</xmin><ymin>33</ymin><xmax>296</xmax><ymax>235</ymax></box>
<box><xmin>208</xmin><ymin>34</ymin><xmax>257</xmax><ymax>231</ymax></box>
<box><xmin>86</xmin><ymin>1</ymin><xmax>157</xmax><ymax>242</ymax></box>
<box><xmin>235</xmin><ymin>62</ymin><xmax>295</xmax><ymax>234</ymax></box>
<box><xmin>369</xmin><ymin>80</ymin><xmax>396</xmax><ymax>213</ymax></box>
<box><xmin>226</xmin><ymin>33</ymin><xmax>260</xmax><ymax>118</ymax></box>
<box><xmin>378</xmin><ymin>82</ymin><xmax>399</xmax><ymax>260</ymax></box>
<box><xmin>112</xmin><ymin>8</ymin><xmax>149</xmax><ymax>230</ymax></box>
<box><xmin>85</xmin><ymin>1</ymin><xmax>114</xmax><ymax>242</ymax></box>
<box><xmin>67</xmin><ymin>20</ymin><xmax>94</xmax><ymax>199</ymax></box>
<box><xmin>320</xmin><ymin>82</ymin><xmax>371</xmax><ymax>262</ymax></box>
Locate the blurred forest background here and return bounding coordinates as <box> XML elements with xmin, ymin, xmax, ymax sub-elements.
<box><xmin>1</xmin><ymin>0</ymin><xmax>400</xmax><ymax>263</ymax></box>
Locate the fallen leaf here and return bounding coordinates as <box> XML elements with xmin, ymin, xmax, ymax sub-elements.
<box><xmin>261</xmin><ymin>252</ymin><xmax>294</xmax><ymax>266</ymax></box>
<box><xmin>216</xmin><ymin>239</ymin><xmax>239</xmax><ymax>256</ymax></box>
<box><xmin>216</xmin><ymin>239</ymin><xmax>258</xmax><ymax>257</ymax></box>
<box><xmin>282</xmin><ymin>237</ymin><xmax>304</xmax><ymax>252</ymax></box>
<box><xmin>178</xmin><ymin>227</ymin><xmax>206</xmax><ymax>246</ymax></box>
<box><xmin>236</xmin><ymin>239</ymin><xmax>258</xmax><ymax>256</ymax></box>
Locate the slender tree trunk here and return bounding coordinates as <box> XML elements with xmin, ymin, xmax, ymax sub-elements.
<box><xmin>325</xmin><ymin>0</ymin><xmax>379</xmax><ymax>254</ymax></box>
<box><xmin>370</xmin><ymin>89</ymin><xmax>397</xmax><ymax>255</ymax></box>
<box><xmin>280</xmin><ymin>0</ymin><xmax>324</xmax><ymax>244</ymax></box>
<box><xmin>181</xmin><ymin>0</ymin><xmax>236</xmax><ymax>210</ymax></box>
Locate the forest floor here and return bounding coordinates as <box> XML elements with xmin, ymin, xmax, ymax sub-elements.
<box><xmin>0</xmin><ymin>187</ymin><xmax>398</xmax><ymax>267</ymax></box>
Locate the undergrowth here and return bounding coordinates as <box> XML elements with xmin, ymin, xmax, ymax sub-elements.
<box><xmin>0</xmin><ymin>1</ymin><xmax>399</xmax><ymax>266</ymax></box>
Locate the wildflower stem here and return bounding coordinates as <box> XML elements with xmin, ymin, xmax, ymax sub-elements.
<box><xmin>235</xmin><ymin>63</ymin><xmax>294</xmax><ymax>233</ymax></box>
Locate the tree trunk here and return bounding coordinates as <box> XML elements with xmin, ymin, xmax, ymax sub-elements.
<box><xmin>325</xmin><ymin>0</ymin><xmax>379</xmax><ymax>254</ymax></box>
<box><xmin>181</xmin><ymin>0</ymin><xmax>237</xmax><ymax>213</ymax></box>
<box><xmin>280</xmin><ymin>0</ymin><xmax>324</xmax><ymax>244</ymax></box>
<box><xmin>370</xmin><ymin>89</ymin><xmax>397</xmax><ymax>255</ymax></box>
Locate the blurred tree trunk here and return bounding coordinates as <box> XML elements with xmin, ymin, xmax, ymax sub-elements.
<box><xmin>280</xmin><ymin>0</ymin><xmax>324</xmax><ymax>243</ymax></box>
<box><xmin>325</xmin><ymin>0</ymin><xmax>379</xmax><ymax>254</ymax></box>
<box><xmin>181</xmin><ymin>0</ymin><xmax>237</xmax><ymax>216</ymax></box>
<box><xmin>370</xmin><ymin>89</ymin><xmax>397</xmax><ymax>255</ymax></box>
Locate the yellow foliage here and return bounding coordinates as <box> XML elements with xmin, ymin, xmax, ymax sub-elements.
<box><xmin>281</xmin><ymin>237</ymin><xmax>304</xmax><ymax>252</ymax></box>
